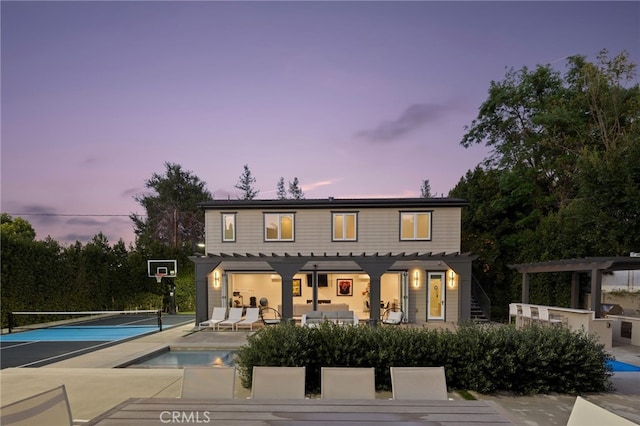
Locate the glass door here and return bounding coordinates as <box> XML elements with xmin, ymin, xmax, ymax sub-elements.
<box><xmin>427</xmin><ymin>272</ymin><xmax>445</xmax><ymax>321</ymax></box>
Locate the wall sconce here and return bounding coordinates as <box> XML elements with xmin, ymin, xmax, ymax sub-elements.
<box><xmin>448</xmin><ymin>270</ymin><xmax>455</xmax><ymax>288</ymax></box>
<box><xmin>413</xmin><ymin>270</ymin><xmax>420</xmax><ymax>288</ymax></box>
<box><xmin>213</xmin><ymin>271</ymin><xmax>220</xmax><ymax>288</ymax></box>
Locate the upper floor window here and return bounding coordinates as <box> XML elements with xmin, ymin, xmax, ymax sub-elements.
<box><xmin>222</xmin><ymin>213</ymin><xmax>236</xmax><ymax>242</ymax></box>
<box><xmin>333</xmin><ymin>212</ymin><xmax>357</xmax><ymax>241</ymax></box>
<box><xmin>264</xmin><ymin>213</ymin><xmax>294</xmax><ymax>241</ymax></box>
<box><xmin>400</xmin><ymin>212</ymin><xmax>431</xmax><ymax>240</ymax></box>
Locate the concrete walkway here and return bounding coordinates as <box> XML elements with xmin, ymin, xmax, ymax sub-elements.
<box><xmin>1</xmin><ymin>323</ymin><xmax>639</xmax><ymax>425</ymax></box>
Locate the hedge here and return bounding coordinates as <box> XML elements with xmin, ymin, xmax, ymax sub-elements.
<box><xmin>234</xmin><ymin>322</ymin><xmax>614</xmax><ymax>395</ymax></box>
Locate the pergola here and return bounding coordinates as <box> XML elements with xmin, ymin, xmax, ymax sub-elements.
<box><xmin>191</xmin><ymin>251</ymin><xmax>476</xmax><ymax>325</ymax></box>
<box><xmin>509</xmin><ymin>257</ymin><xmax>640</xmax><ymax>318</ymax></box>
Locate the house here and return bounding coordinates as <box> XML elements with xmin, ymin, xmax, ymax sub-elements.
<box><xmin>190</xmin><ymin>198</ymin><xmax>476</xmax><ymax>326</ymax></box>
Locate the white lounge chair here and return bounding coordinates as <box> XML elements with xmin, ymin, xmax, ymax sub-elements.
<box><xmin>321</xmin><ymin>367</ymin><xmax>375</xmax><ymax>399</ymax></box>
<box><xmin>390</xmin><ymin>366</ymin><xmax>448</xmax><ymax>400</ymax></box>
<box><xmin>198</xmin><ymin>307</ymin><xmax>227</xmax><ymax>330</ymax></box>
<box><xmin>181</xmin><ymin>367</ymin><xmax>236</xmax><ymax>399</ymax></box>
<box><xmin>567</xmin><ymin>396</ymin><xmax>638</xmax><ymax>426</ymax></box>
<box><xmin>0</xmin><ymin>385</ymin><xmax>73</xmax><ymax>426</ymax></box>
<box><xmin>235</xmin><ymin>307</ymin><xmax>261</xmax><ymax>331</ymax></box>
<box><xmin>217</xmin><ymin>307</ymin><xmax>243</xmax><ymax>331</ymax></box>
<box><xmin>251</xmin><ymin>366</ymin><xmax>306</xmax><ymax>399</ymax></box>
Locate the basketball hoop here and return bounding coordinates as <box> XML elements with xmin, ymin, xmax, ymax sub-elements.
<box><xmin>155</xmin><ymin>273</ymin><xmax>166</xmax><ymax>283</ymax></box>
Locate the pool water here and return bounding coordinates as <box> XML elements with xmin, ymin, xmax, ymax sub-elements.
<box><xmin>128</xmin><ymin>350</ymin><xmax>235</xmax><ymax>368</ymax></box>
<box><xmin>606</xmin><ymin>360</ymin><xmax>640</xmax><ymax>372</ymax></box>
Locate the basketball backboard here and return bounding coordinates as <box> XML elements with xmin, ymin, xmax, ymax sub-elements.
<box><xmin>147</xmin><ymin>259</ymin><xmax>177</xmax><ymax>278</ymax></box>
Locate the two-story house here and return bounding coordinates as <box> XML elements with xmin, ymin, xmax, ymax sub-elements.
<box><xmin>190</xmin><ymin>198</ymin><xmax>475</xmax><ymax>326</ymax></box>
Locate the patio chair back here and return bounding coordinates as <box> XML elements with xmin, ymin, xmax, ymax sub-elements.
<box><xmin>181</xmin><ymin>367</ymin><xmax>236</xmax><ymax>399</ymax></box>
<box><xmin>0</xmin><ymin>385</ymin><xmax>73</xmax><ymax>426</ymax></box>
<box><xmin>251</xmin><ymin>367</ymin><xmax>306</xmax><ymax>399</ymax></box>
<box><xmin>217</xmin><ymin>307</ymin><xmax>244</xmax><ymax>330</ymax></box>
<box><xmin>390</xmin><ymin>366</ymin><xmax>448</xmax><ymax>400</ymax></box>
<box><xmin>236</xmin><ymin>308</ymin><xmax>261</xmax><ymax>330</ymax></box>
<box><xmin>199</xmin><ymin>307</ymin><xmax>227</xmax><ymax>330</ymax></box>
<box><xmin>321</xmin><ymin>367</ymin><xmax>375</xmax><ymax>399</ymax></box>
<box><xmin>567</xmin><ymin>396</ymin><xmax>638</xmax><ymax>426</ymax></box>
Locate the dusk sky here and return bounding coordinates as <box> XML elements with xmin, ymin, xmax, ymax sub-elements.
<box><xmin>2</xmin><ymin>1</ymin><xmax>638</xmax><ymax>246</ymax></box>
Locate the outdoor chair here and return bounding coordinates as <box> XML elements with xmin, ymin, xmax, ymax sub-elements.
<box><xmin>509</xmin><ymin>303</ymin><xmax>521</xmax><ymax>325</ymax></box>
<box><xmin>198</xmin><ymin>307</ymin><xmax>227</xmax><ymax>330</ymax></box>
<box><xmin>0</xmin><ymin>385</ymin><xmax>73</xmax><ymax>426</ymax></box>
<box><xmin>321</xmin><ymin>367</ymin><xmax>375</xmax><ymax>399</ymax></box>
<box><xmin>382</xmin><ymin>309</ymin><xmax>404</xmax><ymax>325</ymax></box>
<box><xmin>567</xmin><ymin>396</ymin><xmax>638</xmax><ymax>426</ymax></box>
<box><xmin>251</xmin><ymin>366</ymin><xmax>306</xmax><ymax>399</ymax></box>
<box><xmin>537</xmin><ymin>306</ymin><xmax>565</xmax><ymax>327</ymax></box>
<box><xmin>181</xmin><ymin>367</ymin><xmax>236</xmax><ymax>399</ymax></box>
<box><xmin>235</xmin><ymin>307</ymin><xmax>261</xmax><ymax>331</ymax></box>
<box><xmin>390</xmin><ymin>366</ymin><xmax>448</xmax><ymax>400</ymax></box>
<box><xmin>259</xmin><ymin>307</ymin><xmax>281</xmax><ymax>325</ymax></box>
<box><xmin>521</xmin><ymin>305</ymin><xmax>538</xmax><ymax>326</ymax></box>
<box><xmin>217</xmin><ymin>307</ymin><xmax>244</xmax><ymax>330</ymax></box>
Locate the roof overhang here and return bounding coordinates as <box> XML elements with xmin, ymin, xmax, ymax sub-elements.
<box><xmin>509</xmin><ymin>257</ymin><xmax>640</xmax><ymax>274</ymax></box>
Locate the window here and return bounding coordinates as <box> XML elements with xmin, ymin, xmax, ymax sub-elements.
<box><xmin>333</xmin><ymin>212</ymin><xmax>357</xmax><ymax>241</ymax></box>
<box><xmin>400</xmin><ymin>212</ymin><xmax>431</xmax><ymax>240</ymax></box>
<box><xmin>222</xmin><ymin>213</ymin><xmax>235</xmax><ymax>242</ymax></box>
<box><xmin>264</xmin><ymin>213</ymin><xmax>294</xmax><ymax>241</ymax></box>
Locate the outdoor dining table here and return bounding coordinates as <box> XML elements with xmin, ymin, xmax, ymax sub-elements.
<box><xmin>87</xmin><ymin>397</ymin><xmax>516</xmax><ymax>425</ymax></box>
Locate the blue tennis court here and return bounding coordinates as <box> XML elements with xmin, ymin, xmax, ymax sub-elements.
<box><xmin>0</xmin><ymin>313</ymin><xmax>194</xmax><ymax>369</ymax></box>
<box><xmin>0</xmin><ymin>326</ymin><xmax>158</xmax><ymax>342</ymax></box>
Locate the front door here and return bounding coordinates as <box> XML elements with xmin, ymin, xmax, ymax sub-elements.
<box><xmin>427</xmin><ymin>272</ymin><xmax>445</xmax><ymax>321</ymax></box>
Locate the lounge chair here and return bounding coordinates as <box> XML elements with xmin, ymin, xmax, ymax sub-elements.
<box><xmin>251</xmin><ymin>366</ymin><xmax>306</xmax><ymax>399</ymax></box>
<box><xmin>0</xmin><ymin>385</ymin><xmax>73</xmax><ymax>426</ymax></box>
<box><xmin>198</xmin><ymin>307</ymin><xmax>227</xmax><ymax>330</ymax></box>
<box><xmin>235</xmin><ymin>307</ymin><xmax>261</xmax><ymax>331</ymax></box>
<box><xmin>181</xmin><ymin>367</ymin><xmax>236</xmax><ymax>399</ymax></box>
<box><xmin>321</xmin><ymin>367</ymin><xmax>375</xmax><ymax>399</ymax></box>
<box><xmin>259</xmin><ymin>307</ymin><xmax>281</xmax><ymax>325</ymax></box>
<box><xmin>390</xmin><ymin>366</ymin><xmax>448</xmax><ymax>400</ymax></box>
<box><xmin>567</xmin><ymin>396</ymin><xmax>638</xmax><ymax>426</ymax></box>
<box><xmin>217</xmin><ymin>307</ymin><xmax>243</xmax><ymax>331</ymax></box>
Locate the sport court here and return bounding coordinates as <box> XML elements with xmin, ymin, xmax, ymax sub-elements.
<box><xmin>0</xmin><ymin>312</ymin><xmax>194</xmax><ymax>369</ymax></box>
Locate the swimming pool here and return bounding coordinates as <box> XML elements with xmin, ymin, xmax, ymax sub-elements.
<box><xmin>125</xmin><ymin>349</ymin><xmax>235</xmax><ymax>368</ymax></box>
<box><xmin>607</xmin><ymin>360</ymin><xmax>640</xmax><ymax>372</ymax></box>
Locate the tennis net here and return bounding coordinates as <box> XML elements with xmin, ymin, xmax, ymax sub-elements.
<box><xmin>7</xmin><ymin>310</ymin><xmax>163</xmax><ymax>334</ymax></box>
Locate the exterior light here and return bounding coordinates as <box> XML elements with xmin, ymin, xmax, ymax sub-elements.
<box><xmin>214</xmin><ymin>271</ymin><xmax>220</xmax><ymax>288</ymax></box>
<box><xmin>449</xmin><ymin>270</ymin><xmax>455</xmax><ymax>288</ymax></box>
<box><xmin>413</xmin><ymin>270</ymin><xmax>420</xmax><ymax>288</ymax></box>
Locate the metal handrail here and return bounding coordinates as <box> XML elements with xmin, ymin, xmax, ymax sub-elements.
<box><xmin>471</xmin><ymin>276</ymin><xmax>491</xmax><ymax>321</ymax></box>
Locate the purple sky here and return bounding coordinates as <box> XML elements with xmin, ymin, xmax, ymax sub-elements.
<box><xmin>2</xmin><ymin>1</ymin><xmax>638</xmax><ymax>246</ymax></box>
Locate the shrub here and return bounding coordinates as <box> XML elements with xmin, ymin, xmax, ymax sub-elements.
<box><xmin>234</xmin><ymin>322</ymin><xmax>614</xmax><ymax>395</ymax></box>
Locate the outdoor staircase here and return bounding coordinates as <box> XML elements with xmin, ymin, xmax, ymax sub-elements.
<box><xmin>470</xmin><ymin>294</ymin><xmax>490</xmax><ymax>323</ymax></box>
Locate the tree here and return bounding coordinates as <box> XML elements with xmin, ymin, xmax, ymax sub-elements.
<box><xmin>420</xmin><ymin>180</ymin><xmax>432</xmax><ymax>198</ymax></box>
<box><xmin>276</xmin><ymin>177</ymin><xmax>287</xmax><ymax>200</ymax></box>
<box><xmin>454</xmin><ymin>50</ymin><xmax>640</xmax><ymax>319</ymax></box>
<box><xmin>131</xmin><ymin>162</ymin><xmax>212</xmax><ymax>249</ymax></box>
<box><xmin>235</xmin><ymin>164</ymin><xmax>259</xmax><ymax>200</ymax></box>
<box><xmin>288</xmin><ymin>177</ymin><xmax>304</xmax><ymax>199</ymax></box>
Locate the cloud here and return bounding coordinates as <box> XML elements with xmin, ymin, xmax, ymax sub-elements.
<box><xmin>356</xmin><ymin>103</ymin><xmax>448</xmax><ymax>143</ymax></box>
<box><xmin>302</xmin><ymin>179</ymin><xmax>339</xmax><ymax>192</ymax></box>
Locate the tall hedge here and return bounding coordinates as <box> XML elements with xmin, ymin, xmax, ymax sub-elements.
<box><xmin>235</xmin><ymin>323</ymin><xmax>614</xmax><ymax>395</ymax></box>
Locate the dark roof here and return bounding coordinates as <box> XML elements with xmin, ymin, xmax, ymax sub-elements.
<box><xmin>198</xmin><ymin>197</ymin><xmax>469</xmax><ymax>210</ymax></box>
<box><xmin>509</xmin><ymin>256</ymin><xmax>640</xmax><ymax>273</ymax></box>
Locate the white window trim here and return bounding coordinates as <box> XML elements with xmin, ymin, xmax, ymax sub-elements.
<box><xmin>222</xmin><ymin>213</ymin><xmax>236</xmax><ymax>242</ymax></box>
<box><xmin>400</xmin><ymin>211</ymin><xmax>432</xmax><ymax>241</ymax></box>
<box><xmin>332</xmin><ymin>212</ymin><xmax>357</xmax><ymax>241</ymax></box>
<box><xmin>264</xmin><ymin>213</ymin><xmax>295</xmax><ymax>241</ymax></box>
